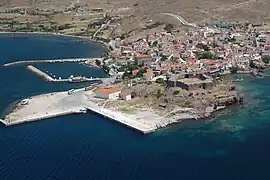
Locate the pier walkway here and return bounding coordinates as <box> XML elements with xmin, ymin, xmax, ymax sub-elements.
<box><xmin>0</xmin><ymin>119</ymin><xmax>7</xmax><ymax>126</ymax></box>
<box><xmin>3</xmin><ymin>57</ymin><xmax>100</xmax><ymax>67</ymax></box>
<box><xmin>27</xmin><ymin>65</ymin><xmax>102</xmax><ymax>83</ymax></box>
<box><xmin>0</xmin><ymin>89</ymin><xmax>156</xmax><ymax>134</ymax></box>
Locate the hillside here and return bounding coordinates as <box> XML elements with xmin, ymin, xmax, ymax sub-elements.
<box><xmin>0</xmin><ymin>0</ymin><xmax>269</xmax><ymax>38</ymax></box>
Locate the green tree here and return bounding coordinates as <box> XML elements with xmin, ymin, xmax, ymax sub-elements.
<box><xmin>196</xmin><ymin>43</ymin><xmax>209</xmax><ymax>51</ymax></box>
<box><xmin>249</xmin><ymin>60</ymin><xmax>256</xmax><ymax>68</ymax></box>
<box><xmin>102</xmin><ymin>65</ymin><xmax>110</xmax><ymax>73</ymax></box>
<box><xmin>156</xmin><ymin>89</ymin><xmax>163</xmax><ymax>99</ymax></box>
<box><xmin>164</xmin><ymin>23</ymin><xmax>173</xmax><ymax>33</ymax></box>
<box><xmin>122</xmin><ymin>70</ymin><xmax>131</xmax><ymax>79</ymax></box>
<box><xmin>151</xmin><ymin>41</ymin><xmax>158</xmax><ymax>47</ymax></box>
<box><xmin>262</xmin><ymin>55</ymin><xmax>270</xmax><ymax>64</ymax></box>
<box><xmin>230</xmin><ymin>66</ymin><xmax>238</xmax><ymax>74</ymax></box>
<box><xmin>160</xmin><ymin>54</ymin><xmax>167</xmax><ymax>61</ymax></box>
<box><xmin>136</xmin><ymin>68</ymin><xmax>147</xmax><ymax>77</ymax></box>
<box><xmin>196</xmin><ymin>52</ymin><xmax>215</xmax><ymax>59</ymax></box>
<box><xmin>156</xmin><ymin>78</ymin><xmax>165</xmax><ymax>84</ymax></box>
<box><xmin>173</xmin><ymin>90</ymin><xmax>180</xmax><ymax>95</ymax></box>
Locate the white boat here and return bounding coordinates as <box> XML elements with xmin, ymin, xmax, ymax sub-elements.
<box><xmin>74</xmin><ymin>108</ymin><xmax>87</xmax><ymax>114</ymax></box>
<box><xmin>232</xmin><ymin>78</ymin><xmax>243</xmax><ymax>82</ymax></box>
<box><xmin>79</xmin><ymin>108</ymin><xmax>87</xmax><ymax>113</ymax></box>
<box><xmin>21</xmin><ymin>98</ymin><xmax>30</xmax><ymax>105</ymax></box>
<box><xmin>68</xmin><ymin>89</ymin><xmax>75</xmax><ymax>95</ymax></box>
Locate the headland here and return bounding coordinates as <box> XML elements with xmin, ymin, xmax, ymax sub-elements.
<box><xmin>2</xmin><ymin>19</ymin><xmax>270</xmax><ymax>134</ymax></box>
<box><xmin>0</xmin><ymin>78</ymin><xmax>242</xmax><ymax>134</ymax></box>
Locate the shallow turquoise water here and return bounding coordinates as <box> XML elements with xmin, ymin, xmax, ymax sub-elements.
<box><xmin>0</xmin><ymin>34</ymin><xmax>270</xmax><ymax>180</ymax></box>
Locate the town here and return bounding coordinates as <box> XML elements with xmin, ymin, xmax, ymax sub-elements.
<box><xmin>86</xmin><ymin>21</ymin><xmax>270</xmax><ymax>122</ymax></box>
<box><xmin>5</xmin><ymin>20</ymin><xmax>270</xmax><ymax>133</ymax></box>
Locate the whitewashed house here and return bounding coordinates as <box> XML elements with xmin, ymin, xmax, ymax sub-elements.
<box><xmin>95</xmin><ymin>86</ymin><xmax>121</xmax><ymax>100</ymax></box>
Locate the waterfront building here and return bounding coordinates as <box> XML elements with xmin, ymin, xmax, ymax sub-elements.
<box><xmin>95</xmin><ymin>86</ymin><xmax>121</xmax><ymax>100</ymax></box>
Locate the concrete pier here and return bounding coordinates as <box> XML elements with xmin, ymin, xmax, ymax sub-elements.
<box><xmin>0</xmin><ymin>119</ymin><xmax>7</xmax><ymax>126</ymax></box>
<box><xmin>3</xmin><ymin>57</ymin><xmax>100</xmax><ymax>67</ymax></box>
<box><xmin>3</xmin><ymin>108</ymin><xmax>83</xmax><ymax>126</ymax></box>
<box><xmin>27</xmin><ymin>65</ymin><xmax>55</xmax><ymax>82</ymax></box>
<box><xmin>83</xmin><ymin>102</ymin><xmax>156</xmax><ymax>134</ymax></box>
<box><xmin>27</xmin><ymin>65</ymin><xmax>102</xmax><ymax>83</ymax></box>
<box><xmin>0</xmin><ymin>89</ymin><xmax>156</xmax><ymax>134</ymax></box>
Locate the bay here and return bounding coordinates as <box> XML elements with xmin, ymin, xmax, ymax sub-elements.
<box><xmin>0</xmin><ymin>33</ymin><xmax>270</xmax><ymax>180</ymax></box>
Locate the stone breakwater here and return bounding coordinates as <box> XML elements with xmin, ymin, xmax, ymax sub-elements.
<box><xmin>26</xmin><ymin>65</ymin><xmax>103</xmax><ymax>83</ymax></box>
<box><xmin>27</xmin><ymin>65</ymin><xmax>55</xmax><ymax>82</ymax></box>
<box><xmin>3</xmin><ymin>57</ymin><xmax>100</xmax><ymax>67</ymax></box>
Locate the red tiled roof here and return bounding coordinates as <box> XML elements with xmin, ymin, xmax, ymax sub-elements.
<box><xmin>95</xmin><ymin>86</ymin><xmax>121</xmax><ymax>94</ymax></box>
<box><xmin>135</xmin><ymin>54</ymin><xmax>152</xmax><ymax>59</ymax></box>
<box><xmin>120</xmin><ymin>91</ymin><xmax>131</xmax><ymax>95</ymax></box>
<box><xmin>143</xmin><ymin>70</ymin><xmax>153</xmax><ymax>77</ymax></box>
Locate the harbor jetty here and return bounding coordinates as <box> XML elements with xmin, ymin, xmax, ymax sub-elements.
<box><xmin>0</xmin><ymin>119</ymin><xmax>7</xmax><ymax>126</ymax></box>
<box><xmin>0</xmin><ymin>89</ymin><xmax>156</xmax><ymax>134</ymax></box>
<box><xmin>27</xmin><ymin>65</ymin><xmax>55</xmax><ymax>82</ymax></box>
<box><xmin>27</xmin><ymin>65</ymin><xmax>102</xmax><ymax>83</ymax></box>
<box><xmin>3</xmin><ymin>57</ymin><xmax>100</xmax><ymax>67</ymax></box>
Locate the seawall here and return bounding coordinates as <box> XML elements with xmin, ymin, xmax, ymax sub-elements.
<box><xmin>3</xmin><ymin>108</ymin><xmax>82</xmax><ymax>126</ymax></box>
<box><xmin>27</xmin><ymin>65</ymin><xmax>55</xmax><ymax>82</ymax></box>
<box><xmin>4</xmin><ymin>57</ymin><xmax>100</xmax><ymax>67</ymax></box>
<box><xmin>84</xmin><ymin>105</ymin><xmax>156</xmax><ymax>134</ymax></box>
<box><xmin>26</xmin><ymin>65</ymin><xmax>103</xmax><ymax>83</ymax></box>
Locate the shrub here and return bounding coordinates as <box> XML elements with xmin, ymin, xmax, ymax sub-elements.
<box><xmin>230</xmin><ymin>66</ymin><xmax>238</xmax><ymax>74</ymax></box>
<box><xmin>95</xmin><ymin>59</ymin><xmax>101</xmax><ymax>66</ymax></box>
<box><xmin>164</xmin><ymin>23</ymin><xmax>173</xmax><ymax>33</ymax></box>
<box><xmin>155</xmin><ymin>78</ymin><xmax>165</xmax><ymax>84</ymax></box>
<box><xmin>173</xmin><ymin>90</ymin><xmax>180</xmax><ymax>95</ymax></box>
<box><xmin>262</xmin><ymin>55</ymin><xmax>270</xmax><ymax>64</ymax></box>
<box><xmin>136</xmin><ymin>68</ymin><xmax>147</xmax><ymax>77</ymax></box>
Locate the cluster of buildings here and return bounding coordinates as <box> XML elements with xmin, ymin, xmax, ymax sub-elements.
<box><xmin>98</xmin><ymin>22</ymin><xmax>270</xmax><ymax>99</ymax></box>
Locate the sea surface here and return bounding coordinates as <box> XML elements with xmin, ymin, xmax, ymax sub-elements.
<box><xmin>0</xmin><ymin>33</ymin><xmax>270</xmax><ymax>180</ymax></box>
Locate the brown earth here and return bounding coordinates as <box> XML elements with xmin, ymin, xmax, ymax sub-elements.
<box><xmin>1</xmin><ymin>0</ymin><xmax>269</xmax><ymax>37</ymax></box>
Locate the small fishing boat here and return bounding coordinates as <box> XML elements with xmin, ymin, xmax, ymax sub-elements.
<box><xmin>232</xmin><ymin>78</ymin><xmax>243</xmax><ymax>82</ymax></box>
<box><xmin>257</xmin><ymin>72</ymin><xmax>264</xmax><ymax>77</ymax></box>
<box><xmin>74</xmin><ymin>108</ymin><xmax>87</xmax><ymax>114</ymax></box>
<box><xmin>21</xmin><ymin>98</ymin><xmax>30</xmax><ymax>105</ymax></box>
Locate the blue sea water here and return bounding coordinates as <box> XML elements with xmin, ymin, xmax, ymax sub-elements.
<box><xmin>1</xmin><ymin>34</ymin><xmax>270</xmax><ymax>180</ymax></box>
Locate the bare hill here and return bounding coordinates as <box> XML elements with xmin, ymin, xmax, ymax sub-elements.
<box><xmin>2</xmin><ymin>0</ymin><xmax>269</xmax><ymax>23</ymax></box>
<box><xmin>1</xmin><ymin>0</ymin><xmax>269</xmax><ymax>37</ymax></box>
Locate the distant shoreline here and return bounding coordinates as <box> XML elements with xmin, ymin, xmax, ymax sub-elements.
<box><xmin>0</xmin><ymin>31</ymin><xmax>110</xmax><ymax>52</ymax></box>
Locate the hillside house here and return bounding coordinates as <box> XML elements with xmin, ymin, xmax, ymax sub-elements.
<box><xmin>143</xmin><ymin>70</ymin><xmax>154</xmax><ymax>81</ymax></box>
<box><xmin>120</xmin><ymin>91</ymin><xmax>131</xmax><ymax>101</ymax></box>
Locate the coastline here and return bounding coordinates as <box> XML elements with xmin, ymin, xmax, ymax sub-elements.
<box><xmin>0</xmin><ymin>31</ymin><xmax>111</xmax><ymax>52</ymax></box>
<box><xmin>0</xmin><ymin>85</ymin><xmax>242</xmax><ymax>134</ymax></box>
<box><xmin>0</xmin><ymin>31</ymin><xmax>246</xmax><ymax>133</ymax></box>
<box><xmin>0</xmin><ymin>89</ymin><xmax>157</xmax><ymax>134</ymax></box>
